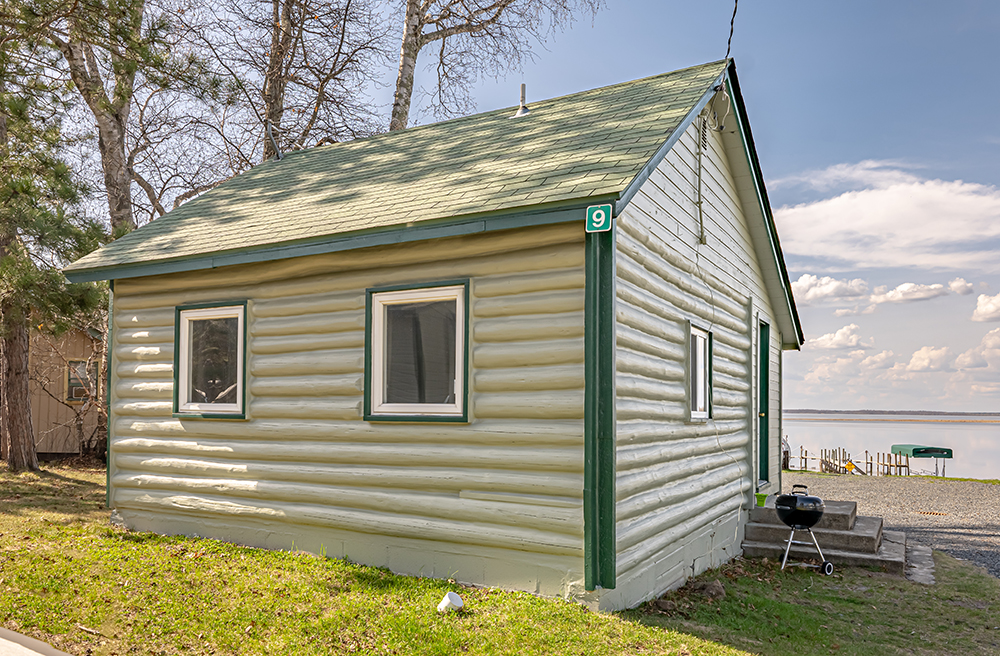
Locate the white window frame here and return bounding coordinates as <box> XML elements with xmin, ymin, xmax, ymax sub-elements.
<box><xmin>66</xmin><ymin>359</ymin><xmax>96</xmax><ymax>404</ymax></box>
<box><xmin>690</xmin><ymin>325</ymin><xmax>711</xmax><ymax>421</ymax></box>
<box><xmin>370</xmin><ymin>285</ymin><xmax>465</xmax><ymax>418</ymax></box>
<box><xmin>177</xmin><ymin>305</ymin><xmax>245</xmax><ymax>415</ymax></box>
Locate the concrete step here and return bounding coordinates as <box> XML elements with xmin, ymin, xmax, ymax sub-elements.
<box><xmin>750</xmin><ymin>499</ymin><xmax>857</xmax><ymax>531</ymax></box>
<box><xmin>744</xmin><ymin>515</ymin><xmax>883</xmax><ymax>555</ymax></box>
<box><xmin>742</xmin><ymin>530</ymin><xmax>906</xmax><ymax>575</ymax></box>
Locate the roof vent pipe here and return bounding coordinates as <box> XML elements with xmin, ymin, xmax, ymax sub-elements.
<box><xmin>511</xmin><ymin>83</ymin><xmax>529</xmax><ymax>118</ymax></box>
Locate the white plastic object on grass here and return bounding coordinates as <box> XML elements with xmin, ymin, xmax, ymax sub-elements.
<box><xmin>437</xmin><ymin>591</ymin><xmax>464</xmax><ymax>613</ymax></box>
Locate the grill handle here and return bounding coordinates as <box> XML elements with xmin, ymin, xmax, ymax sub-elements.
<box><xmin>791</xmin><ymin>484</ymin><xmax>809</xmax><ymax>496</ymax></box>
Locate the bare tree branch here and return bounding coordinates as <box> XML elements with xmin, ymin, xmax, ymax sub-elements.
<box><xmin>389</xmin><ymin>0</ymin><xmax>603</xmax><ymax>131</ymax></box>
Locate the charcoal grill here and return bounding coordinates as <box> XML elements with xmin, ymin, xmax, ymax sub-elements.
<box><xmin>775</xmin><ymin>484</ymin><xmax>834</xmax><ymax>575</ymax></box>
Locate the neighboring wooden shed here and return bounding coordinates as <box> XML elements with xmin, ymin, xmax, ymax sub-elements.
<box><xmin>0</xmin><ymin>329</ymin><xmax>102</xmax><ymax>461</ymax></box>
<box><xmin>65</xmin><ymin>60</ymin><xmax>802</xmax><ymax>610</ymax></box>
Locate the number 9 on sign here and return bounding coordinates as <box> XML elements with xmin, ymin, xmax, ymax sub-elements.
<box><xmin>586</xmin><ymin>204</ymin><xmax>613</xmax><ymax>233</ymax></box>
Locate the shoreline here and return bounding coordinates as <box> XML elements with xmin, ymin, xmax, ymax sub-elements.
<box><xmin>783</xmin><ymin>415</ymin><xmax>1000</xmax><ymax>425</ymax></box>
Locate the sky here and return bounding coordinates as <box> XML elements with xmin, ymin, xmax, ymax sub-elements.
<box><xmin>392</xmin><ymin>0</ymin><xmax>1000</xmax><ymax>413</ymax></box>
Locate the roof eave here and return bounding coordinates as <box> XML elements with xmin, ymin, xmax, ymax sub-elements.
<box><xmin>62</xmin><ymin>194</ymin><xmax>619</xmax><ymax>284</ymax></box>
<box><xmin>723</xmin><ymin>61</ymin><xmax>804</xmax><ymax>349</ymax></box>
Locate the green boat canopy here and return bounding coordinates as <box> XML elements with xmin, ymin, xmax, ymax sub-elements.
<box><xmin>891</xmin><ymin>444</ymin><xmax>953</xmax><ymax>459</ymax></box>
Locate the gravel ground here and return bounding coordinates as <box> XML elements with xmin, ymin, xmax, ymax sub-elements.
<box><xmin>784</xmin><ymin>471</ymin><xmax>1000</xmax><ymax>578</ymax></box>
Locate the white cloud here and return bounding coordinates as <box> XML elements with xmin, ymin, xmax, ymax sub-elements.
<box><xmin>833</xmin><ymin>304</ymin><xmax>876</xmax><ymax>317</ymax></box>
<box><xmin>773</xmin><ymin>163</ymin><xmax>1000</xmax><ymax>272</ymax></box>
<box><xmin>806</xmin><ymin>324</ymin><xmax>874</xmax><ymax>350</ymax></box>
<box><xmin>771</xmin><ymin>160</ymin><xmax>921</xmax><ymax>191</ymax></box>
<box><xmin>906</xmin><ymin>346</ymin><xmax>953</xmax><ymax>372</ymax></box>
<box><xmin>949</xmin><ymin>278</ymin><xmax>974</xmax><ymax>295</ymax></box>
<box><xmin>972</xmin><ymin>293</ymin><xmax>1000</xmax><ymax>322</ymax></box>
<box><xmin>800</xmin><ymin>349</ymin><xmax>896</xmax><ymax>387</ymax></box>
<box><xmin>956</xmin><ymin>328</ymin><xmax>1000</xmax><ymax>370</ymax></box>
<box><xmin>956</xmin><ymin>348</ymin><xmax>988</xmax><ymax>369</ymax></box>
<box><xmin>802</xmin><ymin>350</ymin><xmax>866</xmax><ymax>384</ymax></box>
<box><xmin>869</xmin><ymin>282</ymin><xmax>948</xmax><ymax>304</ymax></box>
<box><xmin>791</xmin><ymin>274</ymin><xmax>869</xmax><ymax>304</ymax></box>
<box><xmin>860</xmin><ymin>350</ymin><xmax>896</xmax><ymax>370</ymax></box>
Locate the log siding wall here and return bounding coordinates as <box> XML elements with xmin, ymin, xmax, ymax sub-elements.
<box><xmin>109</xmin><ymin>223</ymin><xmax>588</xmax><ymax>597</ymax></box>
<box><xmin>606</xmin><ymin>113</ymin><xmax>783</xmax><ymax>608</ymax></box>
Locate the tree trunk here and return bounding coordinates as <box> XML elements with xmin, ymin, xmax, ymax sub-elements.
<box><xmin>51</xmin><ymin>22</ymin><xmax>137</xmax><ymax>232</ymax></box>
<box><xmin>389</xmin><ymin>0</ymin><xmax>423</xmax><ymax>131</ymax></box>
<box><xmin>2</xmin><ymin>302</ymin><xmax>38</xmax><ymax>472</ymax></box>
<box><xmin>95</xmin><ymin>113</ymin><xmax>135</xmax><ymax>232</ymax></box>
<box><xmin>262</xmin><ymin>0</ymin><xmax>294</xmax><ymax>161</ymax></box>
<box><xmin>0</xmin><ymin>102</ymin><xmax>6</xmax><ymax>465</ymax></box>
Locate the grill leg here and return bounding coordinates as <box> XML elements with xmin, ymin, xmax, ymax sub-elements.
<box><xmin>781</xmin><ymin>528</ymin><xmax>796</xmax><ymax>570</ymax></box>
<box><xmin>807</xmin><ymin>528</ymin><xmax>826</xmax><ymax>562</ymax></box>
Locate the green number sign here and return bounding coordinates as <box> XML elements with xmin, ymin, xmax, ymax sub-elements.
<box><xmin>586</xmin><ymin>204</ymin><xmax>613</xmax><ymax>233</ymax></box>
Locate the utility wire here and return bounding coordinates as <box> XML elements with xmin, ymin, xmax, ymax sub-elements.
<box><xmin>725</xmin><ymin>0</ymin><xmax>739</xmax><ymax>60</ymax></box>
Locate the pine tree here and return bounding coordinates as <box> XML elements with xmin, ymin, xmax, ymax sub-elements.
<box><xmin>0</xmin><ymin>17</ymin><xmax>107</xmax><ymax>472</ymax></box>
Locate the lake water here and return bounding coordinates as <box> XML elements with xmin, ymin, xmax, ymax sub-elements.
<box><xmin>782</xmin><ymin>413</ymin><xmax>1000</xmax><ymax>480</ymax></box>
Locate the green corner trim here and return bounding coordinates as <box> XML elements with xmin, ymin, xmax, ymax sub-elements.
<box><xmin>106</xmin><ymin>281</ymin><xmax>113</xmax><ymax>508</ymax></box>
<box><xmin>364</xmin><ymin>280</ymin><xmax>470</xmax><ymax>424</ymax></box>
<box><xmin>584</xmin><ymin>226</ymin><xmax>616</xmax><ymax>590</ymax></box>
<box><xmin>172</xmin><ymin>300</ymin><xmax>249</xmax><ymax>420</ymax></box>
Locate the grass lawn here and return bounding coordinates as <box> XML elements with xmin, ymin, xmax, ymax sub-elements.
<box><xmin>624</xmin><ymin>547</ymin><xmax>1000</xmax><ymax>656</ymax></box>
<box><xmin>2</xmin><ymin>465</ymin><xmax>998</xmax><ymax>656</ymax></box>
<box><xmin>0</xmin><ymin>464</ymin><xmax>744</xmax><ymax>656</ymax></box>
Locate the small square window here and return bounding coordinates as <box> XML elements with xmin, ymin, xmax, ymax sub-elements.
<box><xmin>366</xmin><ymin>283</ymin><xmax>467</xmax><ymax>420</ymax></box>
<box><xmin>175</xmin><ymin>304</ymin><xmax>246</xmax><ymax>416</ymax></box>
<box><xmin>67</xmin><ymin>360</ymin><xmax>96</xmax><ymax>403</ymax></box>
<box><xmin>690</xmin><ymin>325</ymin><xmax>712</xmax><ymax>420</ymax></box>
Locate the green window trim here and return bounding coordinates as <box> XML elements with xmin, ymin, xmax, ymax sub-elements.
<box><xmin>364</xmin><ymin>280</ymin><xmax>470</xmax><ymax>424</ymax></box>
<box><xmin>758</xmin><ymin>320</ymin><xmax>770</xmax><ymax>482</ymax></box>
<box><xmin>584</xmin><ymin>228</ymin><xmax>616</xmax><ymax>591</ymax></box>
<box><xmin>172</xmin><ymin>300</ymin><xmax>249</xmax><ymax>420</ymax></box>
<box><xmin>708</xmin><ymin>331</ymin><xmax>714</xmax><ymax>418</ymax></box>
<box><xmin>687</xmin><ymin>321</ymin><xmax>714</xmax><ymax>422</ymax></box>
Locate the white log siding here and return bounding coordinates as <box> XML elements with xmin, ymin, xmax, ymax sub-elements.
<box><xmin>109</xmin><ymin>223</ymin><xmax>588</xmax><ymax>597</ymax></box>
<box><xmin>605</xmin><ymin>112</ymin><xmax>783</xmax><ymax>609</ymax></box>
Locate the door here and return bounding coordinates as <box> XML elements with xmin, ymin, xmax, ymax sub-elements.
<box><xmin>758</xmin><ymin>321</ymin><xmax>770</xmax><ymax>483</ymax></box>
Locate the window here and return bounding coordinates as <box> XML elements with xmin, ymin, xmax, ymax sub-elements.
<box><xmin>689</xmin><ymin>324</ymin><xmax>712</xmax><ymax>420</ymax></box>
<box><xmin>175</xmin><ymin>303</ymin><xmax>246</xmax><ymax>417</ymax></box>
<box><xmin>67</xmin><ymin>360</ymin><xmax>96</xmax><ymax>403</ymax></box>
<box><xmin>366</xmin><ymin>283</ymin><xmax>467</xmax><ymax>421</ymax></box>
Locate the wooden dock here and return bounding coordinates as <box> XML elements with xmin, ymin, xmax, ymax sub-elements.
<box><xmin>794</xmin><ymin>446</ymin><xmax>910</xmax><ymax>476</ymax></box>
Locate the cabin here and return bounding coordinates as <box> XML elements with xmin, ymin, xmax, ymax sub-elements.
<box><xmin>64</xmin><ymin>60</ymin><xmax>802</xmax><ymax>610</ymax></box>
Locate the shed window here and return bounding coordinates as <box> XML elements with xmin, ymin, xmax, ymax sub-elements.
<box><xmin>690</xmin><ymin>325</ymin><xmax>712</xmax><ymax>420</ymax></box>
<box><xmin>367</xmin><ymin>284</ymin><xmax>467</xmax><ymax>420</ymax></box>
<box><xmin>175</xmin><ymin>304</ymin><xmax>245</xmax><ymax>416</ymax></box>
<box><xmin>67</xmin><ymin>360</ymin><xmax>96</xmax><ymax>403</ymax></box>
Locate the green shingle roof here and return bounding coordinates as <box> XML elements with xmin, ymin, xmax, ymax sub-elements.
<box><xmin>66</xmin><ymin>61</ymin><xmax>728</xmax><ymax>279</ymax></box>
